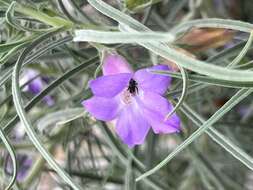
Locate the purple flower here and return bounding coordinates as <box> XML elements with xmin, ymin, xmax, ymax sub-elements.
<box><xmin>20</xmin><ymin>69</ymin><xmax>54</xmax><ymax>106</ymax></box>
<box><xmin>5</xmin><ymin>154</ymin><xmax>32</xmax><ymax>182</ymax></box>
<box><xmin>4</xmin><ymin>124</ymin><xmax>33</xmax><ymax>182</ymax></box>
<box><xmin>82</xmin><ymin>52</ymin><xmax>180</xmax><ymax>147</ymax></box>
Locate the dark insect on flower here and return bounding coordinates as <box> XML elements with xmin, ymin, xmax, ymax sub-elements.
<box><xmin>127</xmin><ymin>78</ymin><xmax>138</xmax><ymax>94</ymax></box>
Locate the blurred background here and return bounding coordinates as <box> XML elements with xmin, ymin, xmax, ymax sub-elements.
<box><xmin>1</xmin><ymin>0</ymin><xmax>253</xmax><ymax>189</ymax></box>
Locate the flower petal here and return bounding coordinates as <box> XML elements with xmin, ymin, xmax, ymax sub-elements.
<box><xmin>137</xmin><ymin>91</ymin><xmax>180</xmax><ymax>134</ymax></box>
<box><xmin>20</xmin><ymin>69</ymin><xmax>44</xmax><ymax>93</ymax></box>
<box><xmin>116</xmin><ymin>103</ymin><xmax>150</xmax><ymax>148</ymax></box>
<box><xmin>134</xmin><ymin>65</ymin><xmax>171</xmax><ymax>95</ymax></box>
<box><xmin>82</xmin><ymin>96</ymin><xmax>120</xmax><ymax>121</ymax></box>
<box><xmin>102</xmin><ymin>53</ymin><xmax>133</xmax><ymax>75</ymax></box>
<box><xmin>89</xmin><ymin>73</ymin><xmax>132</xmax><ymax>98</ymax></box>
<box><xmin>28</xmin><ymin>78</ymin><xmax>44</xmax><ymax>94</ymax></box>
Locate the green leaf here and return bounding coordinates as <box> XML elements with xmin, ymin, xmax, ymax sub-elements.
<box><xmin>2</xmin><ymin>55</ymin><xmax>98</xmax><ymax>136</ymax></box>
<box><xmin>74</xmin><ymin>30</ymin><xmax>175</xmax><ymax>43</ymax></box>
<box><xmin>0</xmin><ymin>33</ymin><xmax>71</xmax><ymax>86</ymax></box>
<box><xmin>228</xmin><ymin>31</ymin><xmax>253</xmax><ymax>67</ymax></box>
<box><xmin>126</xmin><ymin>0</ymin><xmax>150</xmax><ymax>9</ymax></box>
<box><xmin>0</xmin><ymin>39</ymin><xmax>31</xmax><ymax>54</ymax></box>
<box><xmin>0</xmin><ymin>128</ymin><xmax>17</xmax><ymax>190</ymax></box>
<box><xmin>136</xmin><ymin>88</ymin><xmax>253</xmax><ymax>181</ymax></box>
<box><xmin>181</xmin><ymin>103</ymin><xmax>253</xmax><ymax>175</ymax></box>
<box><xmin>171</xmin><ymin>18</ymin><xmax>253</xmax><ymax>34</ymax></box>
<box><xmin>87</xmin><ymin>0</ymin><xmax>253</xmax><ymax>83</ymax></box>
<box><xmin>125</xmin><ymin>0</ymin><xmax>161</xmax><ymax>12</ymax></box>
<box><xmin>36</xmin><ymin>108</ymin><xmax>85</xmax><ymax>133</ymax></box>
<box><xmin>152</xmin><ymin>70</ymin><xmax>253</xmax><ymax>88</ymax></box>
<box><xmin>11</xmin><ymin>29</ymin><xmax>83</xmax><ymax>190</ymax></box>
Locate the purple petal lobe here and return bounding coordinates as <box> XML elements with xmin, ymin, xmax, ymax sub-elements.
<box><xmin>21</xmin><ymin>69</ymin><xmax>44</xmax><ymax>94</ymax></box>
<box><xmin>134</xmin><ymin>65</ymin><xmax>171</xmax><ymax>95</ymax></box>
<box><xmin>82</xmin><ymin>96</ymin><xmax>120</xmax><ymax>121</ymax></box>
<box><xmin>116</xmin><ymin>103</ymin><xmax>150</xmax><ymax>148</ymax></box>
<box><xmin>43</xmin><ymin>95</ymin><xmax>55</xmax><ymax>106</ymax></box>
<box><xmin>102</xmin><ymin>53</ymin><xmax>133</xmax><ymax>75</ymax></box>
<box><xmin>137</xmin><ymin>91</ymin><xmax>180</xmax><ymax>134</ymax></box>
<box><xmin>21</xmin><ymin>69</ymin><xmax>54</xmax><ymax>106</ymax></box>
<box><xmin>28</xmin><ymin>78</ymin><xmax>44</xmax><ymax>94</ymax></box>
<box><xmin>89</xmin><ymin>73</ymin><xmax>132</xmax><ymax>98</ymax></box>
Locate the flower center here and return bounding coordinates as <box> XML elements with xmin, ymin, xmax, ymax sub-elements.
<box><xmin>121</xmin><ymin>79</ymin><xmax>138</xmax><ymax>105</ymax></box>
<box><xmin>127</xmin><ymin>78</ymin><xmax>138</xmax><ymax>95</ymax></box>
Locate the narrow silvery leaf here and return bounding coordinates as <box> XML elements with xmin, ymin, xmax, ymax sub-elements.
<box><xmin>74</xmin><ymin>30</ymin><xmax>175</xmax><ymax>43</ymax></box>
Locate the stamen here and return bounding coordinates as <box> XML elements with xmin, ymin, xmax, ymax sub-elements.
<box><xmin>122</xmin><ymin>90</ymin><xmax>132</xmax><ymax>104</ymax></box>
